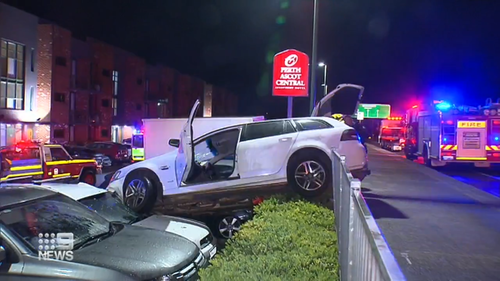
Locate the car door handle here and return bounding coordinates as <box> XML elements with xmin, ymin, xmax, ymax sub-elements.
<box><xmin>279</xmin><ymin>137</ymin><xmax>292</xmax><ymax>142</ymax></box>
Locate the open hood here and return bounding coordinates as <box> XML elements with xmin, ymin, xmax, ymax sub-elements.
<box><xmin>311</xmin><ymin>84</ymin><xmax>364</xmax><ymax>117</ymax></box>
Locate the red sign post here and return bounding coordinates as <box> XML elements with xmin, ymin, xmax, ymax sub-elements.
<box><xmin>272</xmin><ymin>49</ymin><xmax>310</xmax><ymax>97</ymax></box>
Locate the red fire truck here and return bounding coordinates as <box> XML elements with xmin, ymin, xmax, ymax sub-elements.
<box><xmin>404</xmin><ymin>99</ymin><xmax>500</xmax><ymax>168</ymax></box>
<box><xmin>378</xmin><ymin>116</ymin><xmax>405</xmax><ymax>151</ymax></box>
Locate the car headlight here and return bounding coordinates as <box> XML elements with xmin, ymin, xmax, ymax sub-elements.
<box><xmin>110</xmin><ymin>171</ymin><xmax>122</xmax><ymax>183</ymax></box>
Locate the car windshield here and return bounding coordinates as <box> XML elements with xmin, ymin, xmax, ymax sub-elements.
<box><xmin>132</xmin><ymin>135</ymin><xmax>144</xmax><ymax>148</ymax></box>
<box><xmin>80</xmin><ymin>192</ymin><xmax>140</xmax><ymax>224</ymax></box>
<box><xmin>0</xmin><ymin>194</ymin><xmax>110</xmax><ymax>251</ymax></box>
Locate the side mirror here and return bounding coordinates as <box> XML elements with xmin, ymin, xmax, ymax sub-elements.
<box><xmin>0</xmin><ymin>246</ymin><xmax>6</xmax><ymax>262</ymax></box>
<box><xmin>169</xmin><ymin>139</ymin><xmax>180</xmax><ymax>148</ymax></box>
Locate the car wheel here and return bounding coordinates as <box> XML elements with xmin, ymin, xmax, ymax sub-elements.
<box><xmin>123</xmin><ymin>173</ymin><xmax>157</xmax><ymax>213</ymax></box>
<box><xmin>217</xmin><ymin>216</ymin><xmax>242</xmax><ymax>239</ymax></box>
<box><xmin>287</xmin><ymin>153</ymin><xmax>331</xmax><ymax>198</ymax></box>
<box><xmin>79</xmin><ymin>169</ymin><xmax>96</xmax><ymax>186</ymax></box>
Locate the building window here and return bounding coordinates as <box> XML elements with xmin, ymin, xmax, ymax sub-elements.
<box><xmin>145</xmin><ymin>79</ymin><xmax>149</xmax><ymax>92</ymax></box>
<box><xmin>137</xmin><ymin>78</ymin><xmax>143</xmax><ymax>85</ymax></box>
<box><xmin>101</xmin><ymin>99</ymin><xmax>110</xmax><ymax>107</ymax></box>
<box><xmin>102</xmin><ymin>69</ymin><xmax>110</xmax><ymax>77</ymax></box>
<box><xmin>54</xmin><ymin>93</ymin><xmax>65</xmax><ymax>102</ymax></box>
<box><xmin>136</xmin><ymin>103</ymin><xmax>142</xmax><ymax>111</ymax></box>
<box><xmin>112</xmin><ymin>70</ymin><xmax>118</xmax><ymax>96</ymax></box>
<box><xmin>158</xmin><ymin>102</ymin><xmax>168</xmax><ymax>118</ymax></box>
<box><xmin>53</xmin><ymin>129</ymin><xmax>65</xmax><ymax>138</ymax></box>
<box><xmin>30</xmin><ymin>48</ymin><xmax>34</xmax><ymax>72</ymax></box>
<box><xmin>55</xmin><ymin>56</ymin><xmax>66</xmax><ymax>66</ymax></box>
<box><xmin>0</xmin><ymin>39</ymin><xmax>25</xmax><ymax>110</ymax></box>
<box><xmin>101</xmin><ymin>129</ymin><xmax>109</xmax><ymax>137</ymax></box>
<box><xmin>29</xmin><ymin>86</ymin><xmax>35</xmax><ymax>111</ymax></box>
<box><xmin>112</xmin><ymin>97</ymin><xmax>117</xmax><ymax>116</ymax></box>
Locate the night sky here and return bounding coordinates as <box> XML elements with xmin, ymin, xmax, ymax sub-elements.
<box><xmin>2</xmin><ymin>0</ymin><xmax>499</xmax><ymax>118</ymax></box>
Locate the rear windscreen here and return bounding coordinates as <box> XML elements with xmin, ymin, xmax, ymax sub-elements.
<box><xmin>132</xmin><ymin>135</ymin><xmax>144</xmax><ymax>148</ymax></box>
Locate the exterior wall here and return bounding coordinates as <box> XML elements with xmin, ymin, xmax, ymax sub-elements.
<box><xmin>0</xmin><ymin>3</ymin><xmax>39</xmax><ymax>124</ymax></box>
<box><xmin>88</xmin><ymin>38</ymin><xmax>114</xmax><ymax>141</ymax></box>
<box><xmin>122</xmin><ymin>52</ymin><xmax>145</xmax><ymax>126</ymax></box>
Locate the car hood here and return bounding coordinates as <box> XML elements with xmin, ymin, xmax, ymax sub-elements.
<box><xmin>72</xmin><ymin>225</ymin><xmax>198</xmax><ymax>280</ymax></box>
<box><xmin>133</xmin><ymin>215</ymin><xmax>210</xmax><ymax>247</ymax></box>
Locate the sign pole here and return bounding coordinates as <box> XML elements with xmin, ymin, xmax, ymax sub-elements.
<box><xmin>309</xmin><ymin>0</ymin><xmax>319</xmax><ymax>113</ymax></box>
<box><xmin>287</xmin><ymin>97</ymin><xmax>293</xmax><ymax>118</ymax></box>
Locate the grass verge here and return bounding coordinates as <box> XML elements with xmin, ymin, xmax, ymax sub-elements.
<box><xmin>199</xmin><ymin>195</ymin><xmax>339</xmax><ymax>281</ymax></box>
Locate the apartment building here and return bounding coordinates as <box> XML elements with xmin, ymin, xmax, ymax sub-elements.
<box><xmin>0</xmin><ymin>2</ymin><xmax>239</xmax><ymax>145</ymax></box>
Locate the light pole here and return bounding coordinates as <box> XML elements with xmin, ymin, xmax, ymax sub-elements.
<box><xmin>318</xmin><ymin>62</ymin><xmax>327</xmax><ymax>96</ymax></box>
<box><xmin>309</xmin><ymin>0</ymin><xmax>319</xmax><ymax>113</ymax></box>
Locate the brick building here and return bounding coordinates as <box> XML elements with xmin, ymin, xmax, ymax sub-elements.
<box><xmin>0</xmin><ymin>3</ymin><xmax>239</xmax><ymax>145</ymax></box>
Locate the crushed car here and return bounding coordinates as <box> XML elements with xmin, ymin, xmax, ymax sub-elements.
<box><xmin>107</xmin><ymin>83</ymin><xmax>370</xmax><ymax>214</ymax></box>
<box><xmin>38</xmin><ymin>182</ymin><xmax>218</xmax><ymax>260</ymax></box>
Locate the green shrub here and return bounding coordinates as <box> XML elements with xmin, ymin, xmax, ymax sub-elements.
<box><xmin>199</xmin><ymin>196</ymin><xmax>339</xmax><ymax>281</ymax></box>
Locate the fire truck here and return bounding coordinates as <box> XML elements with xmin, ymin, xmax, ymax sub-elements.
<box><xmin>378</xmin><ymin>116</ymin><xmax>405</xmax><ymax>151</ymax></box>
<box><xmin>404</xmin><ymin>99</ymin><xmax>500</xmax><ymax>168</ymax></box>
<box><xmin>0</xmin><ymin>141</ymin><xmax>100</xmax><ymax>184</ymax></box>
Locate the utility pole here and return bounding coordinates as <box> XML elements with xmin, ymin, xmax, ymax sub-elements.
<box><xmin>309</xmin><ymin>0</ymin><xmax>319</xmax><ymax>114</ymax></box>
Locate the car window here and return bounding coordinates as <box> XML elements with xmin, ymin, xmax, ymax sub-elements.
<box><xmin>87</xmin><ymin>143</ymin><xmax>99</xmax><ymax>149</ymax></box>
<box><xmin>241</xmin><ymin>120</ymin><xmax>295</xmax><ymax>142</ymax></box>
<box><xmin>0</xmin><ymin>194</ymin><xmax>110</xmax><ymax>251</ymax></box>
<box><xmin>103</xmin><ymin>144</ymin><xmax>113</xmax><ymax>149</ymax></box>
<box><xmin>50</xmin><ymin>148</ymin><xmax>71</xmax><ymax>161</ymax></box>
<box><xmin>294</xmin><ymin>119</ymin><xmax>332</xmax><ymax>131</ymax></box>
<box><xmin>80</xmin><ymin>193</ymin><xmax>139</xmax><ymax>224</ymax></box>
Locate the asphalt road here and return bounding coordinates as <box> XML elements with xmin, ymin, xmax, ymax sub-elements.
<box><xmin>363</xmin><ymin>144</ymin><xmax>500</xmax><ymax>281</ymax></box>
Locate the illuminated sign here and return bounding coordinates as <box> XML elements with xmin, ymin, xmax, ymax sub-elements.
<box><xmin>272</xmin><ymin>49</ymin><xmax>310</xmax><ymax>97</ymax></box>
<box><xmin>457</xmin><ymin>121</ymin><xmax>486</xmax><ymax>128</ymax></box>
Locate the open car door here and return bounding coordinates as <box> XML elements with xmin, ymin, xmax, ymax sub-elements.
<box><xmin>175</xmin><ymin>99</ymin><xmax>201</xmax><ymax>186</ymax></box>
<box><xmin>311</xmin><ymin>84</ymin><xmax>364</xmax><ymax>117</ymax></box>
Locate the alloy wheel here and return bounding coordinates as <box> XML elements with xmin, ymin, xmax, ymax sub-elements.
<box><xmin>218</xmin><ymin>216</ymin><xmax>242</xmax><ymax>239</ymax></box>
<box><xmin>294</xmin><ymin>160</ymin><xmax>326</xmax><ymax>191</ymax></box>
<box><xmin>124</xmin><ymin>179</ymin><xmax>146</xmax><ymax>208</ymax></box>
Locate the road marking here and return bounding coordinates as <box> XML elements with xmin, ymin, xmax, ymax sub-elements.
<box><xmin>479</xmin><ymin>172</ymin><xmax>500</xmax><ymax>181</ymax></box>
<box><xmin>401</xmin><ymin>252</ymin><xmax>412</xmax><ymax>265</ymax></box>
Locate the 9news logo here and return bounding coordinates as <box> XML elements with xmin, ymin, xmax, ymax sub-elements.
<box><xmin>37</xmin><ymin>232</ymin><xmax>74</xmax><ymax>261</ymax></box>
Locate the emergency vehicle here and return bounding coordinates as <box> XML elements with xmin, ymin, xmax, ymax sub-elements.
<box><xmin>404</xmin><ymin>99</ymin><xmax>500</xmax><ymax>168</ymax></box>
<box><xmin>0</xmin><ymin>141</ymin><xmax>100</xmax><ymax>184</ymax></box>
<box><xmin>131</xmin><ymin>129</ymin><xmax>145</xmax><ymax>162</ymax></box>
<box><xmin>378</xmin><ymin>116</ymin><xmax>405</xmax><ymax>151</ymax></box>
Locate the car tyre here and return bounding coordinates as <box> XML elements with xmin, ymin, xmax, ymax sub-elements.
<box><xmin>123</xmin><ymin>172</ymin><xmax>157</xmax><ymax>214</ymax></box>
<box><xmin>79</xmin><ymin>169</ymin><xmax>96</xmax><ymax>186</ymax></box>
<box><xmin>287</xmin><ymin>153</ymin><xmax>331</xmax><ymax>198</ymax></box>
<box><xmin>217</xmin><ymin>216</ymin><xmax>242</xmax><ymax>239</ymax></box>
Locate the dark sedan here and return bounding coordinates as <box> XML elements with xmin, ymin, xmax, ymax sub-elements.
<box><xmin>64</xmin><ymin>145</ymin><xmax>112</xmax><ymax>167</ymax></box>
<box><xmin>0</xmin><ymin>185</ymin><xmax>204</xmax><ymax>280</ymax></box>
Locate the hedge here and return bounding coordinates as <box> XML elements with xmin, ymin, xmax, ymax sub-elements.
<box><xmin>200</xmin><ymin>195</ymin><xmax>339</xmax><ymax>281</ymax></box>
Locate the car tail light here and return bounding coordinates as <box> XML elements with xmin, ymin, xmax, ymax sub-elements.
<box><xmin>341</xmin><ymin>129</ymin><xmax>360</xmax><ymax>142</ymax></box>
<box><xmin>399</xmin><ymin>138</ymin><xmax>406</xmax><ymax>144</ymax></box>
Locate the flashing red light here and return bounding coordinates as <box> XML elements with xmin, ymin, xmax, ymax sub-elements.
<box><xmin>493</xmin><ymin>120</ymin><xmax>500</xmax><ymax>125</ymax></box>
<box><xmin>411</xmin><ymin>105</ymin><xmax>418</xmax><ymax>108</ymax></box>
<box><xmin>446</xmin><ymin>120</ymin><xmax>453</xmax><ymax>125</ymax></box>
<box><xmin>387</xmin><ymin>116</ymin><xmax>402</xmax><ymax>121</ymax></box>
<box><xmin>493</xmin><ymin>153</ymin><xmax>500</xmax><ymax>158</ymax></box>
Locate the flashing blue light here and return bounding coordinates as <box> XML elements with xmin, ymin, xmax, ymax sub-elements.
<box><xmin>495</xmin><ymin>136</ymin><xmax>499</xmax><ymax>141</ymax></box>
<box><xmin>443</xmin><ymin>138</ymin><xmax>447</xmax><ymax>142</ymax></box>
<box><xmin>436</xmin><ymin>102</ymin><xmax>452</xmax><ymax>111</ymax></box>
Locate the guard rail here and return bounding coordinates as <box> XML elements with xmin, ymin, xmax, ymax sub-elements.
<box><xmin>332</xmin><ymin>150</ymin><xmax>406</xmax><ymax>281</ymax></box>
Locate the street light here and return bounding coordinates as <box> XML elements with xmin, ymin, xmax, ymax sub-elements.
<box><xmin>318</xmin><ymin>62</ymin><xmax>327</xmax><ymax>97</ymax></box>
<box><xmin>309</xmin><ymin>0</ymin><xmax>319</xmax><ymax>113</ymax></box>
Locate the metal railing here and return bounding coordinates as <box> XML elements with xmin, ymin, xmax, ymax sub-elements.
<box><xmin>332</xmin><ymin>150</ymin><xmax>406</xmax><ymax>281</ymax></box>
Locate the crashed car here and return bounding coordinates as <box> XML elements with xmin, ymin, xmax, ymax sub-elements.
<box><xmin>38</xmin><ymin>182</ymin><xmax>217</xmax><ymax>260</ymax></box>
<box><xmin>108</xmin><ymin>84</ymin><xmax>370</xmax><ymax>213</ymax></box>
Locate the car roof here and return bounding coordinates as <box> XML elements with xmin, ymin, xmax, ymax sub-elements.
<box><xmin>194</xmin><ymin>116</ymin><xmax>346</xmax><ymax>140</ymax></box>
<box><xmin>38</xmin><ymin>183</ymin><xmax>106</xmax><ymax>201</ymax></box>
<box><xmin>0</xmin><ymin>185</ymin><xmax>58</xmax><ymax>210</ymax></box>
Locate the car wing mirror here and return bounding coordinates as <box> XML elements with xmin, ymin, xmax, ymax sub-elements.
<box><xmin>169</xmin><ymin>139</ymin><xmax>180</xmax><ymax>148</ymax></box>
<box><xmin>0</xmin><ymin>246</ymin><xmax>6</xmax><ymax>262</ymax></box>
